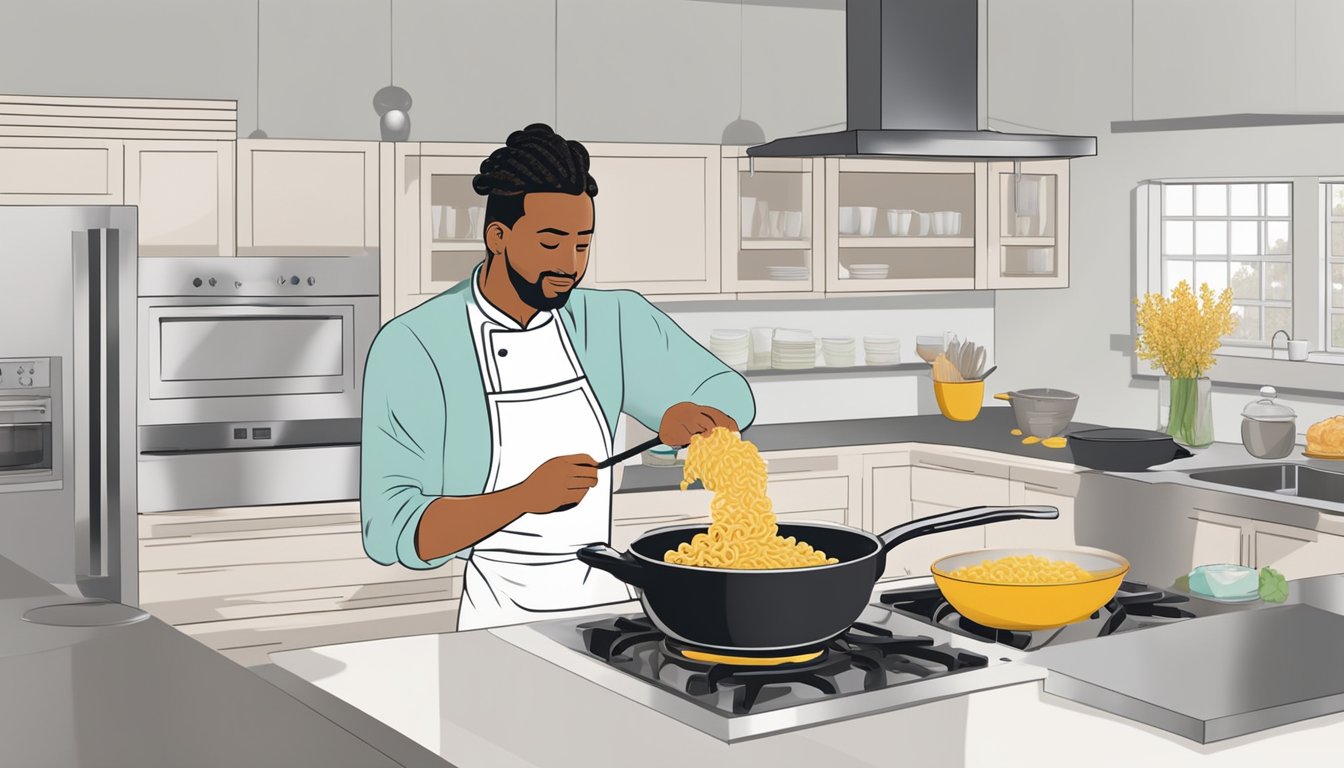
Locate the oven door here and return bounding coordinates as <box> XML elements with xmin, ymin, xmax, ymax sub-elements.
<box><xmin>138</xmin><ymin>296</ymin><xmax>377</xmax><ymax>425</ymax></box>
<box><xmin>0</xmin><ymin>396</ymin><xmax>55</xmax><ymax>488</ymax></box>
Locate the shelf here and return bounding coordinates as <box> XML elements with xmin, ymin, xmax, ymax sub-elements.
<box><xmin>999</xmin><ymin>237</ymin><xmax>1055</xmax><ymax>247</ymax></box>
<box><xmin>740</xmin><ymin>238</ymin><xmax>812</xmax><ymax>250</ymax></box>
<box><xmin>430</xmin><ymin>240</ymin><xmax>484</xmax><ymax>251</ymax></box>
<box><xmin>838</xmin><ymin>237</ymin><xmax>973</xmax><ymax>248</ymax></box>
<box><xmin>737</xmin><ymin>363</ymin><xmax>928</xmax><ymax>378</ymax></box>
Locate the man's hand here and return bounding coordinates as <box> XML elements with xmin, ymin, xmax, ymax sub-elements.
<box><xmin>659</xmin><ymin>402</ymin><xmax>739</xmax><ymax>448</ymax></box>
<box><xmin>513</xmin><ymin>454</ymin><xmax>599</xmax><ymax>514</ymax></box>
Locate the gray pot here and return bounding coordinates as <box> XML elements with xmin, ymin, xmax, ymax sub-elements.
<box><xmin>994</xmin><ymin>388</ymin><xmax>1080</xmax><ymax>438</ymax></box>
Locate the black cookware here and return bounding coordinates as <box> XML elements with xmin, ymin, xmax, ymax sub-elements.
<box><xmin>576</xmin><ymin>505</ymin><xmax>1057</xmax><ymax>656</ymax></box>
<box><xmin>1067</xmin><ymin>427</ymin><xmax>1195</xmax><ymax>471</ymax></box>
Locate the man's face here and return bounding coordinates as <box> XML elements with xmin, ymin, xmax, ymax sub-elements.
<box><xmin>490</xmin><ymin>192</ymin><xmax>594</xmax><ymax>311</ymax></box>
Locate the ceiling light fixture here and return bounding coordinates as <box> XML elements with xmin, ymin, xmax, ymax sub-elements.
<box><xmin>248</xmin><ymin>0</ymin><xmax>267</xmax><ymax>138</ymax></box>
<box><xmin>373</xmin><ymin>0</ymin><xmax>412</xmax><ymax>141</ymax></box>
<box><xmin>721</xmin><ymin>0</ymin><xmax>765</xmax><ymax>145</ymax></box>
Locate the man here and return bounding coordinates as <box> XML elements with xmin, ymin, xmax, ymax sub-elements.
<box><xmin>361</xmin><ymin>123</ymin><xmax>755</xmax><ymax>631</ymax></box>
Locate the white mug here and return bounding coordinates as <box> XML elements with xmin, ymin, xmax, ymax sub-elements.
<box><xmin>838</xmin><ymin>207</ymin><xmax>860</xmax><ymax>235</ymax></box>
<box><xmin>755</xmin><ymin>200</ymin><xmax>772</xmax><ymax>238</ymax></box>
<box><xmin>858</xmin><ymin>206</ymin><xmax>878</xmax><ymax>236</ymax></box>
<box><xmin>948</xmin><ymin>211</ymin><xmax>962</xmax><ymax>235</ymax></box>
<box><xmin>740</xmin><ymin>197</ymin><xmax>757</xmax><ymax>238</ymax></box>
<box><xmin>1288</xmin><ymin>339</ymin><xmax>1309</xmax><ymax>361</ymax></box>
<box><xmin>784</xmin><ymin>211</ymin><xmax>803</xmax><ymax>239</ymax></box>
<box><xmin>887</xmin><ymin>209</ymin><xmax>914</xmax><ymax>236</ymax></box>
<box><xmin>468</xmin><ymin>206</ymin><xmax>485</xmax><ymax>239</ymax></box>
<box><xmin>769</xmin><ymin>210</ymin><xmax>785</xmax><ymax>239</ymax></box>
<box><xmin>931</xmin><ymin>211</ymin><xmax>948</xmax><ymax>236</ymax></box>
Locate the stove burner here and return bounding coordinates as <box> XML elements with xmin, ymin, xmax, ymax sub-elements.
<box><xmin>577</xmin><ymin>615</ymin><xmax>990</xmax><ymax>715</ymax></box>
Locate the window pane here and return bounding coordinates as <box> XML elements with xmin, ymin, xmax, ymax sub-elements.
<box><xmin>1264</xmin><ymin>306</ymin><xmax>1291</xmax><ymax>340</ymax></box>
<box><xmin>1228</xmin><ymin>184</ymin><xmax>1258</xmax><ymax>216</ymax></box>
<box><xmin>1265</xmin><ymin>221</ymin><xmax>1291</xmax><ymax>255</ymax></box>
<box><xmin>1229</xmin><ymin>221</ymin><xmax>1258</xmax><ymax>255</ymax></box>
<box><xmin>1266</xmin><ymin>183</ymin><xmax>1291</xmax><ymax>216</ymax></box>
<box><xmin>1228</xmin><ymin>305</ymin><xmax>1261</xmax><ymax>341</ymax></box>
<box><xmin>1164</xmin><ymin>221</ymin><xmax>1194</xmax><ymax>255</ymax></box>
<box><xmin>1164</xmin><ymin>185</ymin><xmax>1193</xmax><ymax>216</ymax></box>
<box><xmin>1195</xmin><ymin>221</ymin><xmax>1227</xmax><ymax>255</ymax></box>
<box><xmin>1333</xmin><ymin>222</ymin><xmax>1344</xmax><ymax>257</ymax></box>
<box><xmin>1230</xmin><ymin>262</ymin><xmax>1260</xmax><ymax>300</ymax></box>
<box><xmin>1265</xmin><ymin>262</ymin><xmax>1292</xmax><ymax>301</ymax></box>
<box><xmin>1332</xmin><ymin>185</ymin><xmax>1344</xmax><ymax>217</ymax></box>
<box><xmin>1196</xmin><ymin>185</ymin><xmax>1227</xmax><ymax>216</ymax></box>
<box><xmin>1165</xmin><ymin>259</ymin><xmax>1193</xmax><ymax>293</ymax></box>
<box><xmin>1333</xmin><ymin>264</ymin><xmax>1344</xmax><ymax>309</ymax></box>
<box><xmin>1334</xmin><ymin>314</ymin><xmax>1344</xmax><ymax>349</ymax></box>
<box><xmin>1195</xmin><ymin>261</ymin><xmax>1228</xmax><ymax>294</ymax></box>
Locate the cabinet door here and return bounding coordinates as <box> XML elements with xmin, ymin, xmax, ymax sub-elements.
<box><xmin>583</xmin><ymin>144</ymin><xmax>720</xmax><ymax>295</ymax></box>
<box><xmin>415</xmin><ymin>153</ymin><xmax>491</xmax><ymax>296</ymax></box>
<box><xmin>1189</xmin><ymin>514</ymin><xmax>1246</xmax><ymax>568</ymax></box>
<box><xmin>985</xmin><ymin>486</ymin><xmax>1076</xmax><ymax>549</ymax></box>
<box><xmin>910</xmin><ymin>466</ymin><xmax>1011</xmax><ymax>508</ymax></box>
<box><xmin>985</xmin><ymin>159</ymin><xmax>1070</xmax><ymax>289</ymax></box>
<box><xmin>237</xmin><ymin>139</ymin><xmax>379</xmax><ymax>255</ymax></box>
<box><xmin>1254</xmin><ymin>524</ymin><xmax>1344</xmax><ymax>580</ymax></box>
<box><xmin>125</xmin><ymin>141</ymin><xmax>234</xmax><ymax>257</ymax></box>
<box><xmin>0</xmin><ymin>137</ymin><xmax>123</xmax><ymax>204</ymax></box>
<box><xmin>722</xmin><ymin>155</ymin><xmax>825</xmax><ymax>295</ymax></box>
<box><xmin>868</xmin><ymin>464</ymin><xmax>913</xmax><ymax>581</ymax></box>
<box><xmin>890</xmin><ymin>502</ymin><xmax>986</xmax><ymax>578</ymax></box>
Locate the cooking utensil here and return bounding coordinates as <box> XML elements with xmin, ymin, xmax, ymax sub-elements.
<box><xmin>993</xmin><ymin>388</ymin><xmax>1080</xmax><ymax>438</ymax></box>
<box><xmin>930</xmin><ymin>546</ymin><xmax>1129</xmax><ymax>630</ymax></box>
<box><xmin>1241</xmin><ymin>386</ymin><xmax>1296</xmax><ymax>460</ymax></box>
<box><xmin>598</xmin><ymin>436</ymin><xmax>667</xmax><ymax>470</ymax></box>
<box><xmin>931</xmin><ymin>354</ymin><xmax>962</xmax><ymax>382</ymax></box>
<box><xmin>1067</xmin><ymin>427</ymin><xmax>1195</xmax><ymax>471</ymax></box>
<box><xmin>945</xmin><ymin>338</ymin><xmax>962</xmax><ymax>374</ymax></box>
<box><xmin>971</xmin><ymin>365</ymin><xmax>997</xmax><ymax>381</ymax></box>
<box><xmin>577</xmin><ymin>505</ymin><xmax>1058</xmax><ymax>655</ymax></box>
<box><xmin>968</xmin><ymin>346</ymin><xmax>987</xmax><ymax>379</ymax></box>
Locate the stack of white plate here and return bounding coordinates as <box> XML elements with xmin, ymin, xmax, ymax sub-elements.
<box><xmin>848</xmin><ymin>263</ymin><xmax>890</xmax><ymax>280</ymax></box>
<box><xmin>864</xmin><ymin>336</ymin><xmax>901</xmax><ymax>365</ymax></box>
<box><xmin>710</xmin><ymin>329</ymin><xmax>749</xmax><ymax>369</ymax></box>
<box><xmin>821</xmin><ymin>336</ymin><xmax>857</xmax><ymax>367</ymax></box>
<box><xmin>766</xmin><ymin>265</ymin><xmax>809</xmax><ymax>281</ymax></box>
<box><xmin>771</xmin><ymin>329</ymin><xmax>817</xmax><ymax>370</ymax></box>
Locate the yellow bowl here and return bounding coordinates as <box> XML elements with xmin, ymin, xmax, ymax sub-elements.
<box><xmin>933</xmin><ymin>379</ymin><xmax>985</xmax><ymax>421</ymax></box>
<box><xmin>930</xmin><ymin>547</ymin><xmax>1131</xmax><ymax>630</ymax></box>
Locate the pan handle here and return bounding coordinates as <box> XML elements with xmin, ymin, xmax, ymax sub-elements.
<box><xmin>1172</xmin><ymin>446</ymin><xmax>1194</xmax><ymax>461</ymax></box>
<box><xmin>577</xmin><ymin>543</ymin><xmax>649</xmax><ymax>589</ymax></box>
<box><xmin>993</xmin><ymin>392</ymin><xmax>1012</xmax><ymax>401</ymax></box>
<box><xmin>877</xmin><ymin>505</ymin><xmax>1059</xmax><ymax>556</ymax></box>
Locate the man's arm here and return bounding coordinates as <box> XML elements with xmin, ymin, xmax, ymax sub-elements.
<box><xmin>615</xmin><ymin>290</ymin><xmax>756</xmax><ymax>437</ymax></box>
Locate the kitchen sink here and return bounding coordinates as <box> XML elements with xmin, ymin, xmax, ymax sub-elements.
<box><xmin>1187</xmin><ymin>463</ymin><xmax>1344</xmax><ymax>504</ymax></box>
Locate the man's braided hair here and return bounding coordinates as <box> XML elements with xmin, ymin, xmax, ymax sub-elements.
<box><xmin>472</xmin><ymin>123</ymin><xmax>597</xmax><ymax>251</ymax></box>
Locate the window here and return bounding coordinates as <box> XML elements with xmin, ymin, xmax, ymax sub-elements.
<box><xmin>1326</xmin><ymin>185</ymin><xmax>1344</xmax><ymax>351</ymax></box>
<box><xmin>1159</xmin><ymin>182</ymin><xmax>1292</xmax><ymax>347</ymax></box>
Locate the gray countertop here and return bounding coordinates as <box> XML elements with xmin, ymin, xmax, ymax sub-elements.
<box><xmin>618</xmin><ymin>407</ymin><xmax>1102</xmax><ymax>492</ymax></box>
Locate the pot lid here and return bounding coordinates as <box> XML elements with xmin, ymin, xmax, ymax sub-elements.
<box><xmin>1243</xmin><ymin>386</ymin><xmax>1296</xmax><ymax>422</ymax></box>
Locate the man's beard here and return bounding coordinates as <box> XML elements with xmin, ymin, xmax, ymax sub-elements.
<box><xmin>504</xmin><ymin>253</ymin><xmax>581</xmax><ymax>311</ymax></box>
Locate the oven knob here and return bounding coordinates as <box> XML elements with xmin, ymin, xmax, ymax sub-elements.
<box><xmin>234</xmin><ymin>281</ymin><xmax>242</xmax><ymax>289</ymax></box>
<box><xmin>307</xmin><ymin>276</ymin><xmax>316</xmax><ymax>286</ymax></box>
<box><xmin>208</xmin><ymin>277</ymin><xmax>217</xmax><ymax>287</ymax></box>
<box><xmin>19</xmin><ymin>376</ymin><xmax>32</xmax><ymax>387</ymax></box>
<box><xmin>192</xmin><ymin>277</ymin><xmax>202</xmax><ymax>288</ymax></box>
<box><xmin>290</xmin><ymin>276</ymin><xmax>300</xmax><ymax>286</ymax></box>
<box><xmin>277</xmin><ymin>276</ymin><xmax>286</xmax><ymax>285</ymax></box>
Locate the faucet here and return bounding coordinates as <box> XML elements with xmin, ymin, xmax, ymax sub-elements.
<box><xmin>1270</xmin><ymin>329</ymin><xmax>1291</xmax><ymax>358</ymax></box>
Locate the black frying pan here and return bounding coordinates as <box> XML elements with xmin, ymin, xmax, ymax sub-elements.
<box><xmin>1067</xmin><ymin>427</ymin><xmax>1194</xmax><ymax>471</ymax></box>
<box><xmin>577</xmin><ymin>505</ymin><xmax>1057</xmax><ymax>656</ymax></box>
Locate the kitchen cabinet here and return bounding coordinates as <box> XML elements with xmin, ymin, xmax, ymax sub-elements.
<box><xmin>864</xmin><ymin>453</ymin><xmax>913</xmax><ymax>580</ymax></box>
<box><xmin>988</xmin><ymin>478</ymin><xmax>1078</xmax><ymax>549</ymax></box>
<box><xmin>414</xmin><ymin>149</ymin><xmax>492</xmax><ymax>298</ymax></box>
<box><xmin>823</xmin><ymin>158</ymin><xmax>987</xmax><ymax>293</ymax></box>
<box><xmin>985</xmin><ymin>159</ymin><xmax>1070</xmax><ymax>289</ymax></box>
<box><xmin>583</xmin><ymin>143</ymin><xmax>721</xmax><ymax>295</ymax></box>
<box><xmin>237</xmin><ymin>139</ymin><xmax>380</xmax><ymax>256</ymax></box>
<box><xmin>720</xmin><ymin>152</ymin><xmax>825</xmax><ymax>295</ymax></box>
<box><xmin>1254</xmin><ymin>520</ymin><xmax>1344</xmax><ymax>580</ymax></box>
<box><xmin>124</xmin><ymin>140</ymin><xmax>234</xmax><ymax>257</ymax></box>
<box><xmin>1188</xmin><ymin>510</ymin><xmax>1247</xmax><ymax>569</ymax></box>
<box><xmin>0</xmin><ymin>136</ymin><xmax>123</xmax><ymax>204</ymax></box>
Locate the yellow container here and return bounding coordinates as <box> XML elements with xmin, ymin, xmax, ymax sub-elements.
<box><xmin>933</xmin><ymin>379</ymin><xmax>985</xmax><ymax>421</ymax></box>
<box><xmin>931</xmin><ymin>548</ymin><xmax>1131</xmax><ymax>630</ymax></box>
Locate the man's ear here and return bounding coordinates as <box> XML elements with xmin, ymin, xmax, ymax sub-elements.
<box><xmin>485</xmin><ymin>221</ymin><xmax>508</xmax><ymax>257</ymax></box>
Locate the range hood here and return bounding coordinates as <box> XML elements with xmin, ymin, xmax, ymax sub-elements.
<box><xmin>747</xmin><ymin>0</ymin><xmax>1096</xmax><ymax>160</ymax></box>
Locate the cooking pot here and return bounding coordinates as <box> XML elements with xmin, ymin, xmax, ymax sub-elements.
<box><xmin>994</xmin><ymin>388</ymin><xmax>1079</xmax><ymax>438</ymax></box>
<box><xmin>1068</xmin><ymin>427</ymin><xmax>1194</xmax><ymax>471</ymax></box>
<box><xmin>577</xmin><ymin>505</ymin><xmax>1057</xmax><ymax>656</ymax></box>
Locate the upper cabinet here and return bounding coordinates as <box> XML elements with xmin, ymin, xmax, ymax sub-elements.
<box><xmin>985</xmin><ymin>159</ymin><xmax>1070</xmax><ymax>289</ymax></box>
<box><xmin>236</xmin><ymin>139</ymin><xmax>380</xmax><ymax>256</ymax></box>
<box><xmin>124</xmin><ymin>141</ymin><xmax>235</xmax><ymax>257</ymax></box>
<box><xmin>721</xmin><ymin>153</ymin><xmax>825</xmax><ymax>296</ymax></box>
<box><xmin>582</xmin><ymin>143</ymin><xmax>721</xmax><ymax>296</ymax></box>
<box><xmin>0</xmin><ymin>136</ymin><xmax>124</xmax><ymax>204</ymax></box>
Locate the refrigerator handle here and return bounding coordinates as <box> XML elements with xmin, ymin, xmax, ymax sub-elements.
<box><xmin>72</xmin><ymin>228</ymin><xmax>116</xmax><ymax>586</ymax></box>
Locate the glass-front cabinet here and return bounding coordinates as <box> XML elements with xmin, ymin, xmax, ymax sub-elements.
<box><xmin>418</xmin><ymin>154</ymin><xmax>490</xmax><ymax>296</ymax></box>
<box><xmin>721</xmin><ymin>154</ymin><xmax>824</xmax><ymax>294</ymax></box>
<box><xmin>823</xmin><ymin>159</ymin><xmax>986</xmax><ymax>292</ymax></box>
<box><xmin>985</xmin><ymin>159</ymin><xmax>1070</xmax><ymax>289</ymax></box>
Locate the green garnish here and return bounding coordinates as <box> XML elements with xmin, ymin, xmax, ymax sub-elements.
<box><xmin>1259</xmin><ymin>567</ymin><xmax>1289</xmax><ymax>603</ymax></box>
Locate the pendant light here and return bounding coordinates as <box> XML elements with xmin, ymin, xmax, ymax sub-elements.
<box><xmin>373</xmin><ymin>0</ymin><xmax>412</xmax><ymax>141</ymax></box>
<box><xmin>721</xmin><ymin>0</ymin><xmax>764</xmax><ymax>145</ymax></box>
<box><xmin>248</xmin><ymin>0</ymin><xmax>267</xmax><ymax>138</ymax></box>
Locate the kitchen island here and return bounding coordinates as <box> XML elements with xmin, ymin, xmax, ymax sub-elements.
<box><xmin>260</xmin><ymin>588</ymin><xmax>1344</xmax><ymax>768</ymax></box>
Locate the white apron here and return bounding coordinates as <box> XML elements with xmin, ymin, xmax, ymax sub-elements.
<box><xmin>456</xmin><ymin>287</ymin><xmax>632</xmax><ymax>631</ymax></box>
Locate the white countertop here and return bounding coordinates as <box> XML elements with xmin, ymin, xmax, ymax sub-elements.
<box><xmin>263</xmin><ymin>593</ymin><xmax>1344</xmax><ymax>768</ymax></box>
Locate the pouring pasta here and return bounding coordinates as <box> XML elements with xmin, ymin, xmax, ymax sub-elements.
<box><xmin>664</xmin><ymin>428</ymin><xmax>838</xmax><ymax>568</ymax></box>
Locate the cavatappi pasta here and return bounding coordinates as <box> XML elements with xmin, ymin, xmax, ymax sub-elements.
<box><xmin>948</xmin><ymin>554</ymin><xmax>1093</xmax><ymax>584</ymax></box>
<box><xmin>664</xmin><ymin>428</ymin><xmax>838</xmax><ymax>569</ymax></box>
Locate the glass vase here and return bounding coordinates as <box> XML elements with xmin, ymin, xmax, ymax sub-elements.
<box><xmin>1163</xmin><ymin>376</ymin><xmax>1214</xmax><ymax>448</ymax></box>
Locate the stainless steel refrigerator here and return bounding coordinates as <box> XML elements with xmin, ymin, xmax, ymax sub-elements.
<box><xmin>0</xmin><ymin>206</ymin><xmax>137</xmax><ymax>604</ymax></box>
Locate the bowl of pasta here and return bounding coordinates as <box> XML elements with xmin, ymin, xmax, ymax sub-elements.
<box><xmin>930</xmin><ymin>547</ymin><xmax>1131</xmax><ymax>630</ymax></box>
<box><xmin>578</xmin><ymin>428</ymin><xmax>1061</xmax><ymax>658</ymax></box>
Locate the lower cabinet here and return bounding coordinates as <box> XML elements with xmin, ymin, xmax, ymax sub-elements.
<box><xmin>1185</xmin><ymin>509</ymin><xmax>1344</xmax><ymax>581</ymax></box>
<box><xmin>984</xmin><ymin>486</ymin><xmax>1077</xmax><ymax>549</ymax></box>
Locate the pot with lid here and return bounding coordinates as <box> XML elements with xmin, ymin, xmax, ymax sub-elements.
<box><xmin>1242</xmin><ymin>386</ymin><xmax>1297</xmax><ymax>459</ymax></box>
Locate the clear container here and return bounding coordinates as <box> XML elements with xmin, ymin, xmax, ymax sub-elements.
<box><xmin>1241</xmin><ymin>386</ymin><xmax>1297</xmax><ymax>460</ymax></box>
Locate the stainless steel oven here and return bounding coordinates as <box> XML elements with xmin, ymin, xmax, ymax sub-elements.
<box><xmin>136</xmin><ymin>254</ymin><xmax>378</xmax><ymax>512</ymax></box>
<box><xmin>0</xmin><ymin>358</ymin><xmax>61</xmax><ymax>492</ymax></box>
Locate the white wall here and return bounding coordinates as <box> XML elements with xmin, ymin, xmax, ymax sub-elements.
<box><xmin>986</xmin><ymin>0</ymin><xmax>1344</xmax><ymax>443</ymax></box>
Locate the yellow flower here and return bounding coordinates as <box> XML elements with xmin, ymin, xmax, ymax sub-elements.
<box><xmin>1134</xmin><ymin>281</ymin><xmax>1238</xmax><ymax>378</ymax></box>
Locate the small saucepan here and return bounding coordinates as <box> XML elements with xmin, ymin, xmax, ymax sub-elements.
<box><xmin>578</xmin><ymin>505</ymin><xmax>1058</xmax><ymax>657</ymax></box>
<box><xmin>994</xmin><ymin>388</ymin><xmax>1079</xmax><ymax>438</ymax></box>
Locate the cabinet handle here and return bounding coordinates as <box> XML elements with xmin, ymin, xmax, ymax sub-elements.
<box><xmin>917</xmin><ymin>460</ymin><xmax>975</xmax><ymax>474</ymax></box>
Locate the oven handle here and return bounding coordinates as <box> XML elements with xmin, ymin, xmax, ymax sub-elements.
<box><xmin>0</xmin><ymin>399</ymin><xmax>49</xmax><ymax>414</ymax></box>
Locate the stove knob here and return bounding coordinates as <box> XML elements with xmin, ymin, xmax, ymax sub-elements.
<box><xmin>19</xmin><ymin>376</ymin><xmax>32</xmax><ymax>387</ymax></box>
<box><xmin>192</xmin><ymin>277</ymin><xmax>202</xmax><ymax>288</ymax></box>
<box><xmin>290</xmin><ymin>276</ymin><xmax>300</xmax><ymax>286</ymax></box>
<box><xmin>307</xmin><ymin>276</ymin><xmax>316</xmax><ymax>286</ymax></box>
<box><xmin>234</xmin><ymin>281</ymin><xmax>243</xmax><ymax>289</ymax></box>
<box><xmin>208</xmin><ymin>277</ymin><xmax>217</xmax><ymax>287</ymax></box>
<box><xmin>277</xmin><ymin>276</ymin><xmax>286</xmax><ymax>285</ymax></box>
